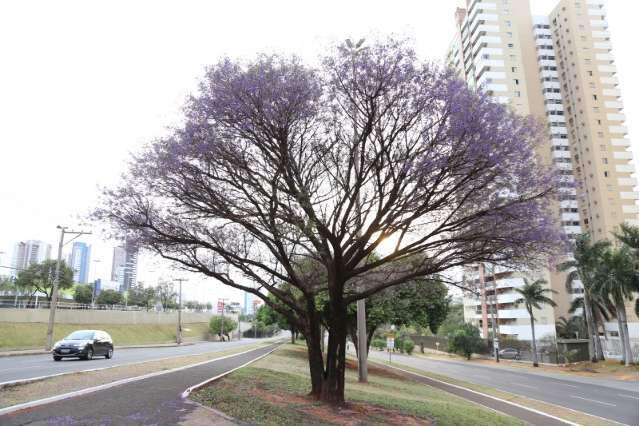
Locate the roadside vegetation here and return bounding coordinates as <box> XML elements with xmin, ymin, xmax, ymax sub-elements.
<box><xmin>0</xmin><ymin>322</ymin><xmax>210</xmax><ymax>351</ymax></box>
<box><xmin>191</xmin><ymin>344</ymin><xmax>524</xmax><ymax>426</ymax></box>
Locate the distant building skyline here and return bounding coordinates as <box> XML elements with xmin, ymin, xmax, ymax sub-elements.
<box><xmin>111</xmin><ymin>240</ymin><xmax>139</xmax><ymax>293</ymax></box>
<box><xmin>10</xmin><ymin>240</ymin><xmax>51</xmax><ymax>277</ymax></box>
<box><xmin>68</xmin><ymin>242</ymin><xmax>91</xmax><ymax>284</ymax></box>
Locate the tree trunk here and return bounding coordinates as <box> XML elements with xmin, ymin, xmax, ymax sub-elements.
<box><xmin>616</xmin><ymin>298</ymin><xmax>633</xmax><ymax>366</ymax></box>
<box><xmin>304</xmin><ymin>311</ymin><xmax>325</xmax><ymax>398</ymax></box>
<box><xmin>319</xmin><ymin>305</ymin><xmax>348</xmax><ymax>404</ymax></box>
<box><xmin>529</xmin><ymin>307</ymin><xmax>539</xmax><ymax>367</ymax></box>
<box><xmin>366</xmin><ymin>328</ymin><xmax>375</xmax><ymax>355</ymax></box>
<box><xmin>593</xmin><ymin>314</ymin><xmax>605</xmax><ymax>361</ymax></box>
<box><xmin>614</xmin><ymin>300</ymin><xmax>628</xmax><ymax>365</ymax></box>
<box><xmin>582</xmin><ymin>291</ymin><xmax>598</xmax><ymax>362</ymax></box>
<box><xmin>291</xmin><ymin>326</ymin><xmax>296</xmax><ymax>344</ymax></box>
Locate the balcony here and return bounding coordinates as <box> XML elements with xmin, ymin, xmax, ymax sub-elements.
<box><xmin>622</xmin><ymin>205</ymin><xmax>639</xmax><ymax>214</ymax></box>
<box><xmin>590</xmin><ymin>19</ymin><xmax>608</xmax><ymax>29</ymax></box>
<box><xmin>609</xmin><ymin>125</ymin><xmax>628</xmax><ymax>135</ymax></box>
<box><xmin>594</xmin><ymin>41</ymin><xmax>612</xmax><ymax>50</ymax></box>
<box><xmin>616</xmin><ymin>164</ymin><xmax>636</xmax><ymax>174</ymax></box>
<box><xmin>613</xmin><ymin>151</ymin><xmax>633</xmax><ymax>160</ymax></box>
<box><xmin>598</xmin><ymin>64</ymin><xmax>617</xmax><ymax>74</ymax></box>
<box><xmin>604</xmin><ymin>100</ymin><xmax>624</xmax><ymax>109</ymax></box>
<box><xmin>600</xmin><ymin>76</ymin><xmax>619</xmax><ymax>86</ymax></box>
<box><xmin>602</xmin><ymin>88</ymin><xmax>621</xmax><ymax>98</ymax></box>
<box><xmin>611</xmin><ymin>138</ymin><xmax>631</xmax><ymax>147</ymax></box>
<box><xmin>618</xmin><ymin>178</ymin><xmax>638</xmax><ymax>188</ymax></box>
<box><xmin>621</xmin><ymin>192</ymin><xmax>639</xmax><ymax>200</ymax></box>
<box><xmin>607</xmin><ymin>113</ymin><xmax>626</xmax><ymax>122</ymax></box>
<box><xmin>591</xmin><ymin>30</ymin><xmax>611</xmax><ymax>39</ymax></box>
<box><xmin>596</xmin><ymin>52</ymin><xmax>615</xmax><ymax>63</ymax></box>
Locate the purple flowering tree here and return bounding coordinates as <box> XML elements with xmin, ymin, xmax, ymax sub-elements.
<box><xmin>95</xmin><ymin>39</ymin><xmax>560</xmax><ymax>404</ymax></box>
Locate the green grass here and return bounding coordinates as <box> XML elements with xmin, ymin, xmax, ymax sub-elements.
<box><xmin>0</xmin><ymin>322</ymin><xmax>211</xmax><ymax>350</ymax></box>
<box><xmin>191</xmin><ymin>344</ymin><xmax>524</xmax><ymax>425</ymax></box>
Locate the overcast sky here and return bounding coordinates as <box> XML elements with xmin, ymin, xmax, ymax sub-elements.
<box><xmin>0</xmin><ymin>0</ymin><xmax>637</xmax><ymax>304</ymax></box>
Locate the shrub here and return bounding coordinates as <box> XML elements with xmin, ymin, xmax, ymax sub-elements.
<box><xmin>448</xmin><ymin>323</ymin><xmax>484</xmax><ymax>360</ymax></box>
<box><xmin>403</xmin><ymin>338</ymin><xmax>415</xmax><ymax>355</ymax></box>
<box><xmin>209</xmin><ymin>316</ymin><xmax>238</xmax><ymax>338</ymax></box>
<box><xmin>372</xmin><ymin>338</ymin><xmax>386</xmax><ymax>351</ymax></box>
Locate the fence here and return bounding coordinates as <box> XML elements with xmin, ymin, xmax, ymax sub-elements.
<box><xmin>0</xmin><ymin>298</ymin><xmax>209</xmax><ymax>313</ymax></box>
<box><xmin>601</xmin><ymin>337</ymin><xmax>639</xmax><ymax>362</ymax></box>
<box><xmin>409</xmin><ymin>334</ymin><xmax>590</xmax><ymax>364</ymax></box>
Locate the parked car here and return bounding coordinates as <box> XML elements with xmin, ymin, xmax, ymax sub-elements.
<box><xmin>52</xmin><ymin>330</ymin><xmax>113</xmax><ymax>361</ymax></box>
<box><xmin>498</xmin><ymin>347</ymin><xmax>521</xmax><ymax>360</ymax></box>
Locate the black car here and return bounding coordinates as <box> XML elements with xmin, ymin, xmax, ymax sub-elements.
<box><xmin>52</xmin><ymin>330</ymin><xmax>114</xmax><ymax>361</ymax></box>
<box><xmin>498</xmin><ymin>347</ymin><xmax>521</xmax><ymax>360</ymax></box>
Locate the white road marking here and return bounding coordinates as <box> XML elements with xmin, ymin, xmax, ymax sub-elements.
<box><xmin>512</xmin><ymin>383</ymin><xmax>538</xmax><ymax>389</ymax></box>
<box><xmin>570</xmin><ymin>395</ymin><xmax>616</xmax><ymax>407</ymax></box>
<box><xmin>557</xmin><ymin>383</ymin><xmax>578</xmax><ymax>388</ymax></box>
<box><xmin>617</xmin><ymin>393</ymin><xmax>639</xmax><ymax>401</ymax></box>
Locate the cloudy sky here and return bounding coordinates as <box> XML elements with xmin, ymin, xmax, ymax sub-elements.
<box><xmin>0</xmin><ymin>0</ymin><xmax>637</xmax><ymax>304</ymax></box>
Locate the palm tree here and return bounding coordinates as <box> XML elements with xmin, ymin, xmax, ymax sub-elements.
<box><xmin>568</xmin><ymin>293</ymin><xmax>616</xmax><ymax>344</ymax></box>
<box><xmin>594</xmin><ymin>246</ymin><xmax>637</xmax><ymax>366</ymax></box>
<box><xmin>515</xmin><ymin>279</ymin><xmax>557</xmax><ymax>367</ymax></box>
<box><xmin>555</xmin><ymin>315</ymin><xmax>585</xmax><ymax>339</ymax></box>
<box><xmin>558</xmin><ymin>234</ymin><xmax>610</xmax><ymax>361</ymax></box>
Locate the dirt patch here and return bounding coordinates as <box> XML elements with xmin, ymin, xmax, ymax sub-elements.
<box><xmin>344</xmin><ymin>358</ymin><xmax>406</xmax><ymax>381</ymax></box>
<box><xmin>299</xmin><ymin>402</ymin><xmax>430</xmax><ymax>425</ymax></box>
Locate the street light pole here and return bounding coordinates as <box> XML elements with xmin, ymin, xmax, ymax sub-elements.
<box><xmin>46</xmin><ymin>226</ymin><xmax>91</xmax><ymax>351</ymax></box>
<box><xmin>175</xmin><ymin>278</ymin><xmax>186</xmax><ymax>344</ymax></box>
<box><xmin>345</xmin><ymin>37</ymin><xmax>369</xmax><ymax>383</ymax></box>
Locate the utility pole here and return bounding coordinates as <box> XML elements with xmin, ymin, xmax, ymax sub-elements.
<box><xmin>478</xmin><ymin>264</ymin><xmax>489</xmax><ymax>346</ymax></box>
<box><xmin>175</xmin><ymin>278</ymin><xmax>187</xmax><ymax>344</ymax></box>
<box><xmin>491</xmin><ymin>265</ymin><xmax>501</xmax><ymax>362</ymax></box>
<box><xmin>345</xmin><ymin>37</ymin><xmax>369</xmax><ymax>384</ymax></box>
<box><xmin>46</xmin><ymin>226</ymin><xmax>91</xmax><ymax>351</ymax></box>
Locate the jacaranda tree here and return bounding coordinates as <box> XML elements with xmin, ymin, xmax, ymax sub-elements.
<box><xmin>95</xmin><ymin>39</ymin><xmax>561</xmax><ymax>403</ymax></box>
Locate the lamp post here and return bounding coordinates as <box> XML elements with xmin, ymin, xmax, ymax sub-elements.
<box><xmin>46</xmin><ymin>226</ymin><xmax>91</xmax><ymax>351</ymax></box>
<box><xmin>345</xmin><ymin>37</ymin><xmax>369</xmax><ymax>383</ymax></box>
<box><xmin>175</xmin><ymin>278</ymin><xmax>187</xmax><ymax>344</ymax></box>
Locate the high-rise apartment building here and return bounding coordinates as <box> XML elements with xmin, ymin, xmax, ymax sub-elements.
<box><xmin>110</xmin><ymin>240</ymin><xmax>139</xmax><ymax>293</ymax></box>
<box><xmin>68</xmin><ymin>242</ymin><xmax>91</xmax><ymax>284</ymax></box>
<box><xmin>548</xmin><ymin>0</ymin><xmax>639</xmax><ymax>343</ymax></box>
<box><xmin>450</xmin><ymin>0</ymin><xmax>638</xmax><ymax>350</ymax></box>
<box><xmin>10</xmin><ymin>240</ymin><xmax>52</xmax><ymax>277</ymax></box>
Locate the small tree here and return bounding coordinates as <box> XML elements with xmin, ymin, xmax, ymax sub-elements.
<box><xmin>448</xmin><ymin>323</ymin><xmax>483</xmax><ymax>360</ymax></box>
<box><xmin>209</xmin><ymin>315</ymin><xmax>237</xmax><ymax>340</ymax></box>
<box><xmin>515</xmin><ymin>279</ymin><xmax>557</xmax><ymax>367</ymax></box>
<box><xmin>96</xmin><ymin>289</ymin><xmax>124</xmax><ymax>305</ymax></box>
<box><xmin>73</xmin><ymin>284</ymin><xmax>93</xmax><ymax>304</ymax></box>
<box><xmin>155</xmin><ymin>281</ymin><xmax>177</xmax><ymax>311</ymax></box>
<box><xmin>15</xmin><ymin>260</ymin><xmax>74</xmax><ymax>301</ymax></box>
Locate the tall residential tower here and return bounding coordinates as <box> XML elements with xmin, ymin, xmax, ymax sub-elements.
<box><xmin>451</xmin><ymin>0</ymin><xmax>638</xmax><ymax>350</ymax></box>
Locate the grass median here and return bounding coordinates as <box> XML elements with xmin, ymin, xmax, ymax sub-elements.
<box><xmin>190</xmin><ymin>344</ymin><xmax>525</xmax><ymax>425</ymax></box>
<box><xmin>0</xmin><ymin>322</ymin><xmax>210</xmax><ymax>351</ymax></box>
<box><xmin>0</xmin><ymin>342</ymin><xmax>268</xmax><ymax>409</ymax></box>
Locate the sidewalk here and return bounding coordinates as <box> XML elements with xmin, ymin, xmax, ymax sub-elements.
<box><xmin>0</xmin><ymin>342</ymin><xmax>198</xmax><ymax>357</ymax></box>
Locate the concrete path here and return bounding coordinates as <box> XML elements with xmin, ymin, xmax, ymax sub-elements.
<box><xmin>0</xmin><ymin>344</ymin><xmax>277</xmax><ymax>425</ymax></box>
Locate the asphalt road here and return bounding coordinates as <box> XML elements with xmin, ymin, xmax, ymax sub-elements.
<box><xmin>0</xmin><ymin>339</ymin><xmax>263</xmax><ymax>385</ymax></box>
<box><xmin>0</xmin><ymin>343</ymin><xmax>277</xmax><ymax>425</ymax></box>
<box><xmin>368</xmin><ymin>350</ymin><xmax>639</xmax><ymax>425</ymax></box>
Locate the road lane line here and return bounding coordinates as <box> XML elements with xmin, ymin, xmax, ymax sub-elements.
<box><xmin>570</xmin><ymin>395</ymin><xmax>616</xmax><ymax>406</ymax></box>
<box><xmin>512</xmin><ymin>383</ymin><xmax>538</xmax><ymax>389</ymax></box>
<box><xmin>0</xmin><ymin>343</ymin><xmax>280</xmax><ymax>417</ymax></box>
<box><xmin>558</xmin><ymin>383</ymin><xmax>578</xmax><ymax>388</ymax></box>
<box><xmin>618</xmin><ymin>393</ymin><xmax>639</xmax><ymax>401</ymax></box>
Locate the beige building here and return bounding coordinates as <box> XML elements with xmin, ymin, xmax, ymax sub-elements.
<box><xmin>450</xmin><ymin>0</ymin><xmax>638</xmax><ymax>351</ymax></box>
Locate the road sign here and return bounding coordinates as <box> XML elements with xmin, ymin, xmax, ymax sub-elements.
<box><xmin>386</xmin><ymin>337</ymin><xmax>394</xmax><ymax>350</ymax></box>
<box><xmin>217</xmin><ymin>300</ymin><xmax>225</xmax><ymax>314</ymax></box>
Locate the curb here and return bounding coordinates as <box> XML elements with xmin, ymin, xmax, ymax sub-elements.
<box><xmin>0</xmin><ymin>343</ymin><xmax>278</xmax><ymax>417</ymax></box>
<box><xmin>0</xmin><ymin>342</ymin><xmax>199</xmax><ymax>358</ymax></box>
<box><xmin>181</xmin><ymin>344</ymin><xmax>280</xmax><ymax>398</ymax></box>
